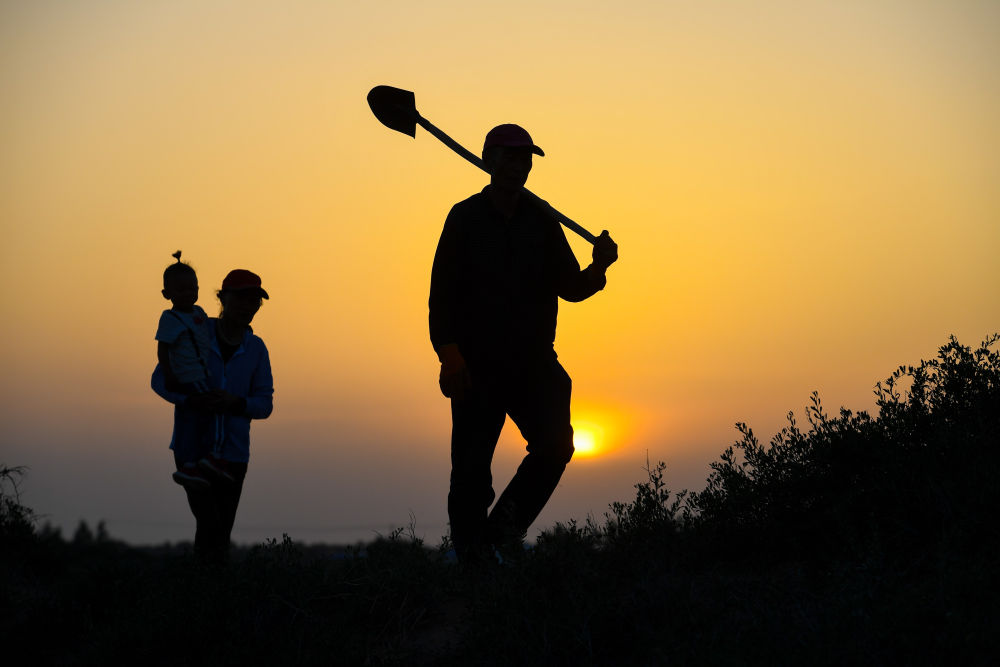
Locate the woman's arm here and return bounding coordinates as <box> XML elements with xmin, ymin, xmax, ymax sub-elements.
<box><xmin>244</xmin><ymin>345</ymin><xmax>274</xmax><ymax>420</ymax></box>
<box><xmin>214</xmin><ymin>340</ymin><xmax>273</xmax><ymax>419</ymax></box>
<box><xmin>151</xmin><ymin>363</ymin><xmax>189</xmax><ymax>405</ymax></box>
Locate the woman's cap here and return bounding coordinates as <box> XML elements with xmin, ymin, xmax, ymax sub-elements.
<box><xmin>483</xmin><ymin>124</ymin><xmax>544</xmax><ymax>156</ymax></box>
<box><xmin>222</xmin><ymin>269</ymin><xmax>269</xmax><ymax>299</ymax></box>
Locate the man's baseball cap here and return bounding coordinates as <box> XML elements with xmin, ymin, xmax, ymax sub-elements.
<box><xmin>221</xmin><ymin>269</ymin><xmax>269</xmax><ymax>299</ymax></box>
<box><xmin>483</xmin><ymin>124</ymin><xmax>544</xmax><ymax>156</ymax></box>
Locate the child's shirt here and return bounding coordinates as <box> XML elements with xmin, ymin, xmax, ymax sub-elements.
<box><xmin>155</xmin><ymin>305</ymin><xmax>213</xmax><ymax>384</ymax></box>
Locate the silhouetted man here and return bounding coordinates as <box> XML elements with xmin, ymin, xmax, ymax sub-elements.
<box><xmin>429</xmin><ymin>123</ymin><xmax>618</xmax><ymax>563</ymax></box>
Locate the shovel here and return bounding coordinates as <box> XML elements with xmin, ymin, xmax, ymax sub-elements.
<box><xmin>367</xmin><ymin>85</ymin><xmax>598</xmax><ymax>244</ymax></box>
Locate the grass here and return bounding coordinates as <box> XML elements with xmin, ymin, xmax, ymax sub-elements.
<box><xmin>2</xmin><ymin>335</ymin><xmax>998</xmax><ymax>665</ymax></box>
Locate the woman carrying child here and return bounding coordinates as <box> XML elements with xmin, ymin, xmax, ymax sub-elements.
<box><xmin>152</xmin><ymin>259</ymin><xmax>274</xmax><ymax>564</ymax></box>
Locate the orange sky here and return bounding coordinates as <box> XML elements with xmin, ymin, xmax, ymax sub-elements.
<box><xmin>1</xmin><ymin>1</ymin><xmax>998</xmax><ymax>545</ymax></box>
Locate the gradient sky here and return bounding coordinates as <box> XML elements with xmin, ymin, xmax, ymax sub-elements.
<box><xmin>2</xmin><ymin>0</ymin><xmax>998</xmax><ymax>545</ymax></box>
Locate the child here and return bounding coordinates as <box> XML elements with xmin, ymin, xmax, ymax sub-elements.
<box><xmin>156</xmin><ymin>251</ymin><xmax>230</xmax><ymax>489</ymax></box>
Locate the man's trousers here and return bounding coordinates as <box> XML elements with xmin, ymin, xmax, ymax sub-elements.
<box><xmin>448</xmin><ymin>355</ymin><xmax>575</xmax><ymax>560</ymax></box>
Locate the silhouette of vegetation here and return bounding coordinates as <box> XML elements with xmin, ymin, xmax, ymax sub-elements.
<box><xmin>2</xmin><ymin>335</ymin><xmax>997</xmax><ymax>664</ymax></box>
<box><xmin>687</xmin><ymin>335</ymin><xmax>999</xmax><ymax>563</ymax></box>
<box><xmin>0</xmin><ymin>465</ymin><xmax>35</xmax><ymax>544</ymax></box>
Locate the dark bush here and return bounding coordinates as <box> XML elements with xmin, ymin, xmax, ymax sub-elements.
<box><xmin>686</xmin><ymin>334</ymin><xmax>1000</xmax><ymax>566</ymax></box>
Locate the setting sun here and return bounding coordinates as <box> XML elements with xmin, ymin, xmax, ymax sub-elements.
<box><xmin>572</xmin><ymin>421</ymin><xmax>605</xmax><ymax>457</ymax></box>
<box><xmin>570</xmin><ymin>402</ymin><xmax>634</xmax><ymax>459</ymax></box>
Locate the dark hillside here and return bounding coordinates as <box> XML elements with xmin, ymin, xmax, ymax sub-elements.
<box><xmin>2</xmin><ymin>335</ymin><xmax>997</xmax><ymax>665</ymax></box>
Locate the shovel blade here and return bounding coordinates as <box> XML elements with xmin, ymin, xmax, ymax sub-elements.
<box><xmin>367</xmin><ymin>85</ymin><xmax>417</xmax><ymax>137</ymax></box>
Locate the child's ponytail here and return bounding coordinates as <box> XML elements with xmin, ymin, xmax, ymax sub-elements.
<box><xmin>163</xmin><ymin>250</ymin><xmax>195</xmax><ymax>288</ymax></box>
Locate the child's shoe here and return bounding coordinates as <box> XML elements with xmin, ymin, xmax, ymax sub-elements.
<box><xmin>172</xmin><ymin>463</ymin><xmax>211</xmax><ymax>490</ymax></box>
<box><xmin>198</xmin><ymin>454</ymin><xmax>236</xmax><ymax>484</ymax></box>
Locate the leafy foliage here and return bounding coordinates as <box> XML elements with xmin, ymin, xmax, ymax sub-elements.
<box><xmin>684</xmin><ymin>335</ymin><xmax>999</xmax><ymax>562</ymax></box>
<box><xmin>604</xmin><ymin>458</ymin><xmax>687</xmax><ymax>544</ymax></box>
<box><xmin>0</xmin><ymin>465</ymin><xmax>35</xmax><ymax>544</ymax></box>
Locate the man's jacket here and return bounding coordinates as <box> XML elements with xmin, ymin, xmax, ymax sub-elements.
<box><xmin>429</xmin><ymin>186</ymin><xmax>604</xmax><ymax>367</ymax></box>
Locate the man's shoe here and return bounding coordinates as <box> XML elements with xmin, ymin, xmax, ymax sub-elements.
<box><xmin>487</xmin><ymin>501</ymin><xmax>526</xmax><ymax>564</ymax></box>
<box><xmin>455</xmin><ymin>542</ymin><xmax>499</xmax><ymax>573</ymax></box>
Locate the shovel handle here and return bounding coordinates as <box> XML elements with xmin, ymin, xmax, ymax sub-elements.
<box><xmin>416</xmin><ymin>115</ymin><xmax>486</xmax><ymax>171</ymax></box>
<box><xmin>521</xmin><ymin>192</ymin><xmax>598</xmax><ymax>245</ymax></box>
<box><xmin>416</xmin><ymin>115</ymin><xmax>598</xmax><ymax>245</ymax></box>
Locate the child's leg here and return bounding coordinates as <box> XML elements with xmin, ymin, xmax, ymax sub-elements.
<box><xmin>169</xmin><ymin>382</ymin><xmax>213</xmax><ymax>488</ymax></box>
<box><xmin>185</xmin><ymin>380</ymin><xmax>218</xmax><ymax>457</ymax></box>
